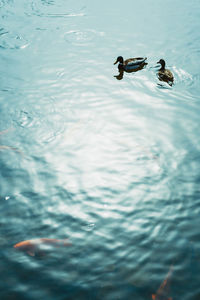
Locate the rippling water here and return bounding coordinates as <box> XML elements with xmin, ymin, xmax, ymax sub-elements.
<box><xmin>1</xmin><ymin>1</ymin><xmax>200</xmax><ymax>299</ymax></box>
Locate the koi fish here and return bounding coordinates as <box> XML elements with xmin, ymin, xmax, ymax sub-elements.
<box><xmin>14</xmin><ymin>238</ymin><xmax>72</xmax><ymax>256</ymax></box>
<box><xmin>0</xmin><ymin>145</ymin><xmax>22</xmax><ymax>154</ymax></box>
<box><xmin>152</xmin><ymin>265</ymin><xmax>173</xmax><ymax>300</ymax></box>
<box><xmin>0</xmin><ymin>128</ymin><xmax>23</xmax><ymax>155</ymax></box>
<box><xmin>0</xmin><ymin>128</ymin><xmax>12</xmax><ymax>136</ymax></box>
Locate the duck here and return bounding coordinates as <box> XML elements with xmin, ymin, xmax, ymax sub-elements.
<box><xmin>114</xmin><ymin>56</ymin><xmax>147</xmax><ymax>71</ymax></box>
<box><xmin>157</xmin><ymin>59</ymin><xmax>174</xmax><ymax>86</ymax></box>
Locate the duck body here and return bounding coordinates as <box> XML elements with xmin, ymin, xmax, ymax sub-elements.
<box><xmin>157</xmin><ymin>59</ymin><xmax>174</xmax><ymax>85</ymax></box>
<box><xmin>114</xmin><ymin>56</ymin><xmax>147</xmax><ymax>71</ymax></box>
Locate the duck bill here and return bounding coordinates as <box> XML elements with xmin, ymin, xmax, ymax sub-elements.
<box><xmin>114</xmin><ymin>60</ymin><xmax>118</xmax><ymax>65</ymax></box>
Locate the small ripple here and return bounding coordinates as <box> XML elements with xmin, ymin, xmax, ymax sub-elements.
<box><xmin>82</xmin><ymin>222</ymin><xmax>96</xmax><ymax>232</ymax></box>
<box><xmin>0</xmin><ymin>28</ymin><xmax>9</xmax><ymax>36</ymax></box>
<box><xmin>64</xmin><ymin>30</ymin><xmax>105</xmax><ymax>46</ymax></box>
<box><xmin>172</xmin><ymin>66</ymin><xmax>193</xmax><ymax>85</ymax></box>
<box><xmin>14</xmin><ymin>110</ymin><xmax>34</xmax><ymax>128</ymax></box>
<box><xmin>0</xmin><ymin>31</ymin><xmax>29</xmax><ymax>50</ymax></box>
<box><xmin>30</xmin><ymin>1</ymin><xmax>85</xmax><ymax>18</ymax></box>
<box><xmin>45</xmin><ymin>12</ymin><xmax>85</xmax><ymax>18</ymax></box>
<box><xmin>40</xmin><ymin>0</ymin><xmax>55</xmax><ymax>5</ymax></box>
<box><xmin>13</xmin><ymin>98</ymin><xmax>66</xmax><ymax>143</ymax></box>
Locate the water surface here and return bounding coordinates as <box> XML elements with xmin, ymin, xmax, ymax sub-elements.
<box><xmin>1</xmin><ymin>1</ymin><xmax>200</xmax><ymax>299</ymax></box>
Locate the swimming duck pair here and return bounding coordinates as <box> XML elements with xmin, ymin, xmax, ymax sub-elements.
<box><xmin>114</xmin><ymin>56</ymin><xmax>174</xmax><ymax>85</ymax></box>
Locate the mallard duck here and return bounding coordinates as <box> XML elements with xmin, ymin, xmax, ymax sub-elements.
<box><xmin>157</xmin><ymin>59</ymin><xmax>174</xmax><ymax>85</ymax></box>
<box><xmin>114</xmin><ymin>56</ymin><xmax>147</xmax><ymax>71</ymax></box>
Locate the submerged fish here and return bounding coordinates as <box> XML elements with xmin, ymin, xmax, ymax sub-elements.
<box><xmin>0</xmin><ymin>128</ymin><xmax>23</xmax><ymax>155</ymax></box>
<box><xmin>152</xmin><ymin>265</ymin><xmax>173</xmax><ymax>300</ymax></box>
<box><xmin>14</xmin><ymin>238</ymin><xmax>72</xmax><ymax>256</ymax></box>
<box><xmin>0</xmin><ymin>145</ymin><xmax>22</xmax><ymax>154</ymax></box>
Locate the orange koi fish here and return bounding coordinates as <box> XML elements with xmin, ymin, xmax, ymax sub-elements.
<box><xmin>0</xmin><ymin>128</ymin><xmax>23</xmax><ymax>155</ymax></box>
<box><xmin>152</xmin><ymin>265</ymin><xmax>173</xmax><ymax>300</ymax></box>
<box><xmin>14</xmin><ymin>238</ymin><xmax>72</xmax><ymax>256</ymax></box>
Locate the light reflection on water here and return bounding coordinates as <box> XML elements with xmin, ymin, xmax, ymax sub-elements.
<box><xmin>0</xmin><ymin>0</ymin><xmax>200</xmax><ymax>299</ymax></box>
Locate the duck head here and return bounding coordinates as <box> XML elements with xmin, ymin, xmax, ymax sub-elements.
<box><xmin>114</xmin><ymin>56</ymin><xmax>124</xmax><ymax>65</ymax></box>
<box><xmin>157</xmin><ymin>59</ymin><xmax>166</xmax><ymax>69</ymax></box>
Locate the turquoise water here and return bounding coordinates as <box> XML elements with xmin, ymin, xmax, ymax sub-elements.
<box><xmin>1</xmin><ymin>0</ymin><xmax>200</xmax><ymax>299</ymax></box>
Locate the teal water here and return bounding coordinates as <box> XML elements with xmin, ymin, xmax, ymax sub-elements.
<box><xmin>1</xmin><ymin>0</ymin><xmax>200</xmax><ymax>299</ymax></box>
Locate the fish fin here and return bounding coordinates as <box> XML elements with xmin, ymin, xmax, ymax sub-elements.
<box><xmin>168</xmin><ymin>298</ymin><xmax>173</xmax><ymax>300</ymax></box>
<box><xmin>152</xmin><ymin>294</ymin><xmax>156</xmax><ymax>300</ymax></box>
<box><xmin>27</xmin><ymin>251</ymin><xmax>35</xmax><ymax>256</ymax></box>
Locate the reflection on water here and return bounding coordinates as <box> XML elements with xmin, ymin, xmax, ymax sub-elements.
<box><xmin>114</xmin><ymin>62</ymin><xmax>147</xmax><ymax>80</ymax></box>
<box><xmin>0</xmin><ymin>0</ymin><xmax>200</xmax><ymax>299</ymax></box>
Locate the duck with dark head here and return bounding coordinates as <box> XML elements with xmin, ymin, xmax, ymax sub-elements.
<box><xmin>157</xmin><ymin>59</ymin><xmax>174</xmax><ymax>86</ymax></box>
<box><xmin>114</xmin><ymin>56</ymin><xmax>147</xmax><ymax>80</ymax></box>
